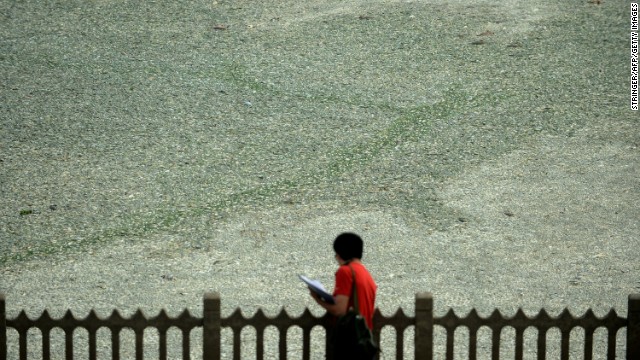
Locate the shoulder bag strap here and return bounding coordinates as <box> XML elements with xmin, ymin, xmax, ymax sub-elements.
<box><xmin>347</xmin><ymin>264</ymin><xmax>361</xmax><ymax>315</ymax></box>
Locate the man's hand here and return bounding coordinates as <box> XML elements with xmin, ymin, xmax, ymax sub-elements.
<box><xmin>309</xmin><ymin>287</ymin><xmax>321</xmax><ymax>302</ymax></box>
<box><xmin>309</xmin><ymin>288</ymin><xmax>349</xmax><ymax>317</ymax></box>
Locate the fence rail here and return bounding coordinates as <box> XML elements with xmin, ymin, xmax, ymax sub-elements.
<box><xmin>1</xmin><ymin>293</ymin><xmax>639</xmax><ymax>359</ymax></box>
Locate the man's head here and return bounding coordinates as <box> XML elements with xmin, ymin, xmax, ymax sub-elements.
<box><xmin>333</xmin><ymin>232</ymin><xmax>364</xmax><ymax>262</ymax></box>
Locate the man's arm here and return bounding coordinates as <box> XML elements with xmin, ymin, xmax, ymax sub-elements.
<box><xmin>310</xmin><ymin>290</ymin><xmax>349</xmax><ymax>316</ymax></box>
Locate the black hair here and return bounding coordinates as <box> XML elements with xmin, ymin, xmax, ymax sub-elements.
<box><xmin>333</xmin><ymin>232</ymin><xmax>364</xmax><ymax>261</ymax></box>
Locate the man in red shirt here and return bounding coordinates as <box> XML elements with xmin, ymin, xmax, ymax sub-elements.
<box><xmin>309</xmin><ymin>232</ymin><xmax>378</xmax><ymax>330</ymax></box>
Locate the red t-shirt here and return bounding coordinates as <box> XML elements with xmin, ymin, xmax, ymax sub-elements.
<box><xmin>332</xmin><ymin>261</ymin><xmax>377</xmax><ymax>329</ymax></box>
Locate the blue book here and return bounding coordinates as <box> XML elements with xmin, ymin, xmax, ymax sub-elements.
<box><xmin>299</xmin><ymin>275</ymin><xmax>335</xmax><ymax>304</ymax></box>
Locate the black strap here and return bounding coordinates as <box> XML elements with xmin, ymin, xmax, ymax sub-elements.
<box><xmin>347</xmin><ymin>264</ymin><xmax>361</xmax><ymax>315</ymax></box>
